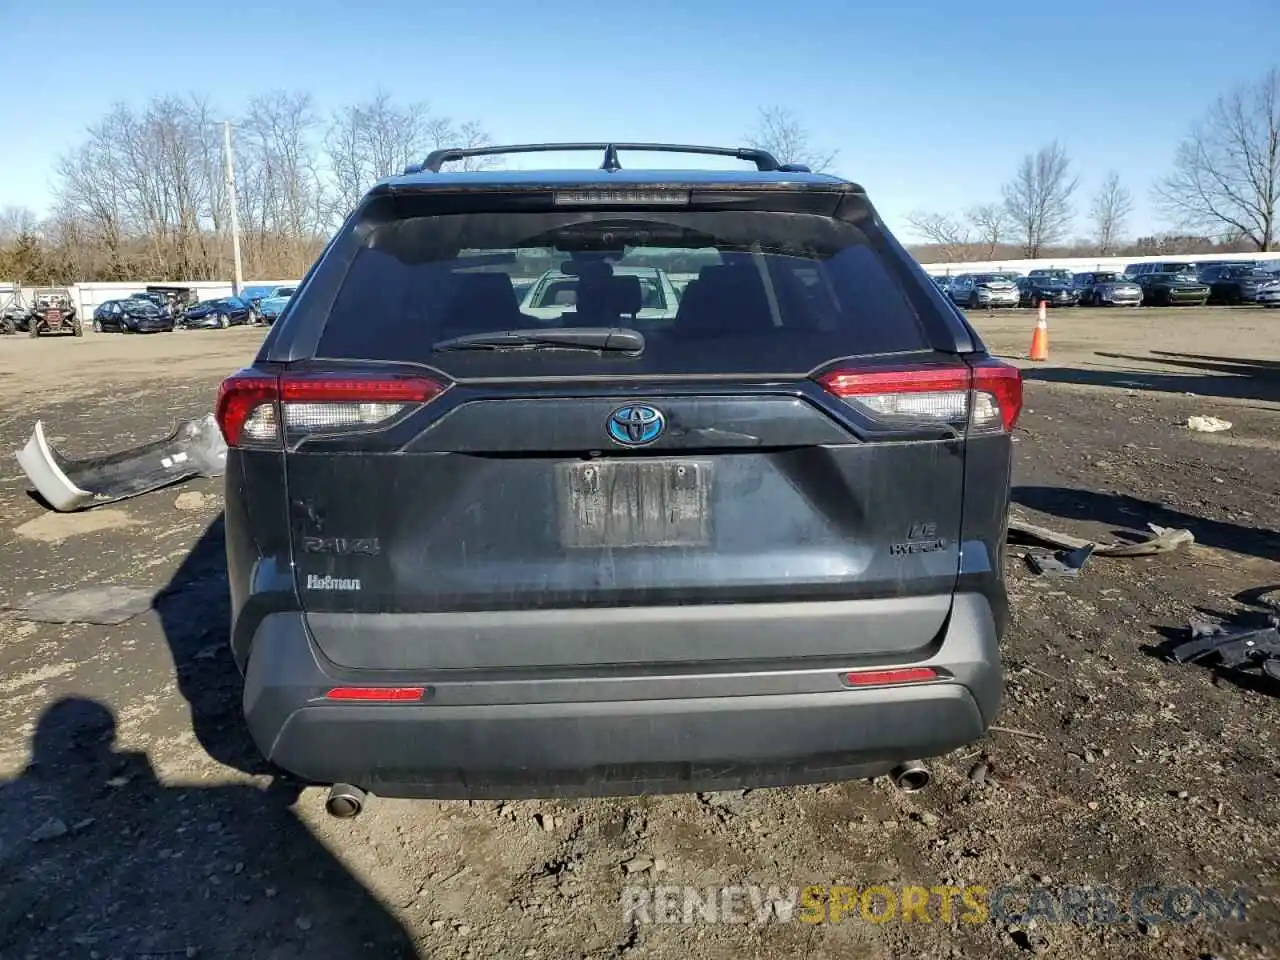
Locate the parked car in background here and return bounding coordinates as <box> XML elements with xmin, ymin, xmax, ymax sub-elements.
<box><xmin>1016</xmin><ymin>276</ymin><xmax>1079</xmax><ymax>307</ymax></box>
<box><xmin>1124</xmin><ymin>260</ymin><xmax>1198</xmax><ymax>279</ymax></box>
<box><xmin>519</xmin><ymin>265</ymin><xmax>681</xmax><ymax>322</ymax></box>
<box><xmin>1198</xmin><ymin>264</ymin><xmax>1280</xmax><ymax>304</ymax></box>
<box><xmin>1028</xmin><ymin>269</ymin><xmax>1073</xmax><ymax>284</ymax></box>
<box><xmin>1071</xmin><ymin>271</ymin><xmax>1143</xmax><ymax>307</ymax></box>
<box><xmin>238</xmin><ymin>285</ymin><xmax>277</xmax><ymax>305</ymax></box>
<box><xmin>1258</xmin><ymin>284</ymin><xmax>1280</xmax><ymax>307</ymax></box>
<box><xmin>1136</xmin><ymin>270</ymin><xmax>1210</xmax><ymax>306</ymax></box>
<box><xmin>239</xmin><ymin>284</ymin><xmax>299</xmax><ymax>317</ymax></box>
<box><xmin>93</xmin><ymin>298</ymin><xmax>175</xmax><ymax>333</ymax></box>
<box><xmin>129</xmin><ymin>292</ymin><xmax>170</xmax><ymax>313</ymax></box>
<box><xmin>947</xmin><ymin>273</ymin><xmax>1019</xmax><ymax>308</ymax></box>
<box><xmin>256</xmin><ymin>287</ymin><xmax>298</xmax><ymax>325</ymax></box>
<box><xmin>181</xmin><ymin>296</ymin><xmax>254</xmax><ymax>329</ymax></box>
<box><xmin>666</xmin><ymin>272</ymin><xmax>698</xmax><ymax>301</ymax></box>
<box><xmin>146</xmin><ymin>285</ymin><xmax>199</xmax><ymax>317</ymax></box>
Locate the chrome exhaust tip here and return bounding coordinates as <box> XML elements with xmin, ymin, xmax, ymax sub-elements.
<box><xmin>889</xmin><ymin>761</ymin><xmax>931</xmax><ymax>792</ymax></box>
<box><xmin>325</xmin><ymin>783</ymin><xmax>368</xmax><ymax>818</ymax></box>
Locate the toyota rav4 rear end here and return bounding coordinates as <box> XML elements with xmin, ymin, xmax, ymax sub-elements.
<box><xmin>217</xmin><ymin>142</ymin><xmax>1021</xmax><ymax>804</ymax></box>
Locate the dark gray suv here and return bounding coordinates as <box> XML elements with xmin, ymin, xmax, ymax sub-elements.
<box><xmin>215</xmin><ymin>142</ymin><xmax>1022</xmax><ymax>814</ymax></box>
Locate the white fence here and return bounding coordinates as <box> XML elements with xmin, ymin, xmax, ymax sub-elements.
<box><xmin>919</xmin><ymin>251</ymin><xmax>1280</xmax><ymax>277</ymax></box>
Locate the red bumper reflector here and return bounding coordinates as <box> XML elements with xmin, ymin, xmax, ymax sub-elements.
<box><xmin>843</xmin><ymin>667</ymin><xmax>940</xmax><ymax>687</ymax></box>
<box><xmin>325</xmin><ymin>687</ymin><xmax>425</xmax><ymax>702</ymax></box>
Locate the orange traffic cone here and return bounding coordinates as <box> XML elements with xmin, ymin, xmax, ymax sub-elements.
<box><xmin>1029</xmin><ymin>305</ymin><xmax>1049</xmax><ymax>362</ymax></box>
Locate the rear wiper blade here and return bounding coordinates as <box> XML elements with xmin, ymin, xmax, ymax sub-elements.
<box><xmin>432</xmin><ymin>327</ymin><xmax>645</xmax><ymax>353</ymax></box>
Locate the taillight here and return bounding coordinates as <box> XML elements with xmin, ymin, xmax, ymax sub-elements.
<box><xmin>215</xmin><ymin>371</ymin><xmax>447</xmax><ymax>448</ymax></box>
<box><xmin>816</xmin><ymin>360</ymin><xmax>1022</xmax><ymax>434</ymax></box>
<box><xmin>970</xmin><ymin>359</ymin><xmax>1023</xmax><ymax>433</ymax></box>
<box><xmin>215</xmin><ymin>374</ymin><xmax>278</xmax><ymax>447</ymax></box>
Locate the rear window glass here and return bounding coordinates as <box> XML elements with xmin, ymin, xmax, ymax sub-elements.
<box><xmin>526</xmin><ymin>274</ymin><xmax>670</xmax><ymax>312</ymax></box>
<box><xmin>313</xmin><ymin>209</ymin><xmax>931</xmax><ymax>369</ymax></box>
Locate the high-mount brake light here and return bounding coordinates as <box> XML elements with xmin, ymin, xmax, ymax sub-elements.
<box><xmin>816</xmin><ymin>361</ymin><xmax>1023</xmax><ymax>434</ymax></box>
<box><xmin>554</xmin><ymin>189</ymin><xmax>690</xmax><ymax>206</ymax></box>
<box><xmin>214</xmin><ymin>372</ymin><xmax>447</xmax><ymax>448</ymax></box>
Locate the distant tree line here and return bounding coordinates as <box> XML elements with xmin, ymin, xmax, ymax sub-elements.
<box><xmin>0</xmin><ymin>90</ymin><xmax>494</xmax><ymax>285</ymax></box>
<box><xmin>907</xmin><ymin>68</ymin><xmax>1279</xmax><ymax>263</ymax></box>
<box><xmin>0</xmin><ymin>71</ymin><xmax>1276</xmax><ymax>284</ymax></box>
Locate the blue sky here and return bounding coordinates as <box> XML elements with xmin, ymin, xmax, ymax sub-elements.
<box><xmin>3</xmin><ymin>0</ymin><xmax>1277</xmax><ymax>241</ymax></box>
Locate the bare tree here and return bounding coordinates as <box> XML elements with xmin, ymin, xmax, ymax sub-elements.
<box><xmin>907</xmin><ymin>204</ymin><xmax>1010</xmax><ymax>261</ymax></box>
<box><xmin>906</xmin><ymin>211</ymin><xmax>973</xmax><ymax>260</ymax></box>
<box><xmin>1155</xmin><ymin>69</ymin><xmax>1280</xmax><ymax>251</ymax></box>
<box><xmin>966</xmin><ymin>204</ymin><xmax>1011</xmax><ymax>260</ymax></box>
<box><xmin>0</xmin><ymin>206</ymin><xmax>39</xmax><ymax>243</ymax></box>
<box><xmin>53</xmin><ymin>116</ymin><xmax>128</xmax><ymax>274</ymax></box>
<box><xmin>745</xmin><ymin>106</ymin><xmax>837</xmax><ymax>172</ymax></box>
<box><xmin>1090</xmin><ymin>170</ymin><xmax>1133</xmax><ymax>255</ymax></box>
<box><xmin>324</xmin><ymin>91</ymin><xmax>494</xmax><ymax>221</ymax></box>
<box><xmin>437</xmin><ymin>120</ymin><xmax>498</xmax><ymax>172</ymax></box>
<box><xmin>1002</xmin><ymin>141</ymin><xmax>1079</xmax><ymax>258</ymax></box>
<box><xmin>37</xmin><ymin>89</ymin><xmax>494</xmax><ymax>282</ymax></box>
<box><xmin>56</xmin><ymin>96</ymin><xmax>226</xmax><ymax>278</ymax></box>
<box><xmin>237</xmin><ymin>91</ymin><xmax>327</xmax><ymax>276</ymax></box>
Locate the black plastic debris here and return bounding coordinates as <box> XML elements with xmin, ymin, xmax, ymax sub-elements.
<box><xmin>11</xmin><ymin>586</ymin><xmax>154</xmax><ymax>626</ymax></box>
<box><xmin>1026</xmin><ymin>543</ymin><xmax>1096</xmax><ymax>578</ymax></box>
<box><xmin>1166</xmin><ymin>616</ymin><xmax>1280</xmax><ymax>691</ymax></box>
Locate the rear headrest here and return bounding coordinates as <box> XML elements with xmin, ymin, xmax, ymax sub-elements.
<box><xmin>674</xmin><ymin>264</ymin><xmax>775</xmax><ymax>335</ymax></box>
<box><xmin>577</xmin><ymin>273</ymin><xmax>643</xmax><ymax>318</ymax></box>
<box><xmin>608</xmin><ymin>275</ymin><xmax>643</xmax><ymax>316</ymax></box>
<box><xmin>437</xmin><ymin>272</ymin><xmax>521</xmax><ymax>333</ymax></box>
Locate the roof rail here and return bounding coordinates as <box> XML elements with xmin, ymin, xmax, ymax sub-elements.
<box><xmin>402</xmin><ymin>142</ymin><xmax>793</xmax><ymax>175</ymax></box>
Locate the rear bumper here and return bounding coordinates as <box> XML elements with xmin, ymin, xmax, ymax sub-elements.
<box><xmin>241</xmin><ymin>593</ymin><xmax>1003</xmax><ymax>799</ymax></box>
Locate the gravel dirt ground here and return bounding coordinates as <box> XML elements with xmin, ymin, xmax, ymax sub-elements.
<box><xmin>0</xmin><ymin>307</ymin><xmax>1278</xmax><ymax>959</ymax></box>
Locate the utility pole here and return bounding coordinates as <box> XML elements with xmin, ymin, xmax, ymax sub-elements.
<box><xmin>222</xmin><ymin>120</ymin><xmax>244</xmax><ymax>296</ymax></box>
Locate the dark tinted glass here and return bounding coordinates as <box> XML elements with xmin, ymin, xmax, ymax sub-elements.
<box><xmin>314</xmin><ymin>209</ymin><xmax>932</xmax><ymax>367</ymax></box>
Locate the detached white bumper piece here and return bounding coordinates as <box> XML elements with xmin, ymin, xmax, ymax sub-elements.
<box><xmin>16</xmin><ymin>413</ymin><xmax>228</xmax><ymax>512</ymax></box>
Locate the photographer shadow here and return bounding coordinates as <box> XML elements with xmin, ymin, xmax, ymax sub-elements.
<box><xmin>0</xmin><ymin>696</ymin><xmax>419</xmax><ymax>958</ymax></box>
